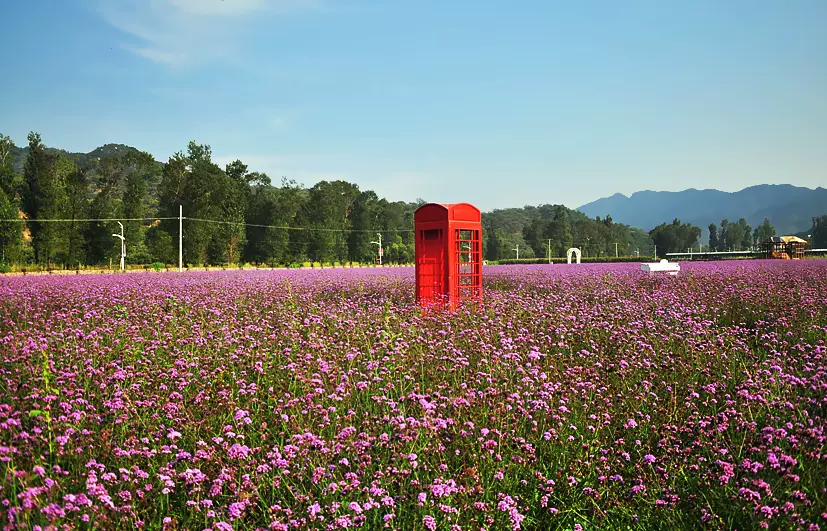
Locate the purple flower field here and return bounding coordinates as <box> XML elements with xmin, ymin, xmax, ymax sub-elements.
<box><xmin>1</xmin><ymin>261</ymin><xmax>826</xmax><ymax>530</ymax></box>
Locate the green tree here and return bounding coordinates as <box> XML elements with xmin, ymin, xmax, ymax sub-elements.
<box><xmin>379</xmin><ymin>200</ymin><xmax>416</xmax><ymax>251</ymax></box>
<box><xmin>0</xmin><ymin>188</ymin><xmax>20</xmax><ymax>263</ymax></box>
<box><xmin>708</xmin><ymin>223</ymin><xmax>718</xmax><ymax>253</ymax></box>
<box><xmin>157</xmin><ymin>142</ymin><xmax>235</xmax><ymax>265</ymax></box>
<box><xmin>649</xmin><ymin>219</ymin><xmax>701</xmax><ymax>256</ymax></box>
<box><xmin>64</xmin><ymin>166</ymin><xmax>89</xmax><ymax>266</ymax></box>
<box><xmin>186</xmin><ymin>143</ymin><xmax>224</xmax><ymax>264</ymax></box>
<box><xmin>0</xmin><ymin>134</ymin><xmax>21</xmax><ymax>262</ymax></box>
<box><xmin>85</xmin><ymin>155</ymin><xmax>126</xmax><ymax>264</ymax></box>
<box><xmin>737</xmin><ymin>218</ymin><xmax>752</xmax><ymax>250</ymax></box>
<box><xmin>718</xmin><ymin>219</ymin><xmax>730</xmax><ymax>251</ymax></box>
<box><xmin>811</xmin><ymin>215</ymin><xmax>827</xmax><ymax>248</ymax></box>
<box><xmin>245</xmin><ymin>177</ymin><xmax>305</xmax><ymax>265</ymax></box>
<box><xmin>122</xmin><ymin>151</ymin><xmax>155</xmax><ymax>264</ymax></box>
<box><xmin>0</xmin><ymin>134</ymin><xmax>16</xmax><ymax>198</ymax></box>
<box><xmin>348</xmin><ymin>191</ymin><xmax>381</xmax><ymax>262</ymax></box>
<box><xmin>546</xmin><ymin>206</ymin><xmax>573</xmax><ymax>256</ymax></box>
<box><xmin>754</xmin><ymin>217</ymin><xmax>776</xmax><ymax>244</ymax></box>
<box><xmin>485</xmin><ymin>228</ymin><xmax>505</xmax><ymax>261</ymax></box>
<box><xmin>627</xmin><ymin>227</ymin><xmax>654</xmax><ymax>257</ymax></box>
<box><xmin>220</xmin><ymin>159</ymin><xmax>250</xmax><ymax>264</ymax></box>
<box><xmin>303</xmin><ymin>180</ymin><xmax>359</xmax><ymax>264</ymax></box>
<box><xmin>522</xmin><ymin>218</ymin><xmax>547</xmax><ymax>258</ymax></box>
<box><xmin>157</xmin><ymin>152</ymin><xmax>188</xmax><ymax>262</ymax></box>
<box><xmin>146</xmin><ymin>225</ymin><xmax>176</xmax><ymax>264</ymax></box>
<box><xmin>22</xmin><ymin>132</ymin><xmax>63</xmax><ymax>264</ymax></box>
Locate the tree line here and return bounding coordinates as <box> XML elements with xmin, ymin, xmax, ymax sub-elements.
<box><xmin>3</xmin><ymin>132</ymin><xmax>821</xmax><ymax>268</ymax></box>
<box><xmin>1</xmin><ymin>132</ymin><xmax>663</xmax><ymax>267</ymax></box>
<box><xmin>0</xmin><ymin>133</ymin><xmax>418</xmax><ymax>267</ymax></box>
<box><xmin>705</xmin><ymin>218</ymin><xmax>775</xmax><ymax>252</ymax></box>
<box><xmin>484</xmin><ymin>206</ymin><xmax>656</xmax><ymax>260</ymax></box>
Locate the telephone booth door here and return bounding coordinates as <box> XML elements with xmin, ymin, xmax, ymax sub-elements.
<box><xmin>417</xmin><ymin>228</ymin><xmax>445</xmax><ymax>304</ymax></box>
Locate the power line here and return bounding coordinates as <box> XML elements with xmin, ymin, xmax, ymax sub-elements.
<box><xmin>0</xmin><ymin>216</ymin><xmax>415</xmax><ymax>233</ymax></box>
<box><xmin>0</xmin><ymin>217</ymin><xmax>178</xmax><ymax>222</ymax></box>
<box><xmin>185</xmin><ymin>217</ymin><xmax>414</xmax><ymax>233</ymax></box>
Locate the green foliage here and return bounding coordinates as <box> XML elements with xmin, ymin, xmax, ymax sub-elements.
<box><xmin>485</xmin><ymin>205</ymin><xmax>652</xmax><ymax>261</ymax></box>
<box><xmin>649</xmin><ymin>219</ymin><xmax>701</xmax><ymax>256</ymax></box>
<box><xmin>244</xmin><ymin>178</ymin><xmax>304</xmax><ymax>265</ymax></box>
<box><xmin>85</xmin><ymin>154</ymin><xmax>127</xmax><ymax>264</ymax></box>
<box><xmin>716</xmin><ymin>217</ymin><xmax>754</xmax><ymax>252</ymax></box>
<box><xmin>8</xmin><ymin>132</ymin><xmax>809</xmax><ymax>270</ymax></box>
<box><xmin>0</xmin><ymin>134</ymin><xmax>16</xmax><ymax>197</ymax></box>
<box><xmin>812</xmin><ymin>215</ymin><xmax>827</xmax><ymax>248</ymax></box>
<box><xmin>753</xmin><ymin>217</ymin><xmax>776</xmax><ymax>244</ymax></box>
<box><xmin>0</xmin><ymin>188</ymin><xmax>21</xmax><ymax>262</ymax></box>
<box><xmin>121</xmin><ymin>151</ymin><xmax>154</xmax><ymax>264</ymax></box>
<box><xmin>145</xmin><ymin>225</ymin><xmax>176</xmax><ymax>264</ymax></box>
<box><xmin>22</xmin><ymin>132</ymin><xmax>64</xmax><ymax>264</ymax></box>
<box><xmin>708</xmin><ymin>223</ymin><xmax>719</xmax><ymax>251</ymax></box>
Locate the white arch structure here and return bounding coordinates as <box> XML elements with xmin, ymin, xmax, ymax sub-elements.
<box><xmin>567</xmin><ymin>247</ymin><xmax>581</xmax><ymax>264</ymax></box>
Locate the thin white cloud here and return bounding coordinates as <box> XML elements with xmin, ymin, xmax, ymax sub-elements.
<box><xmin>268</xmin><ymin>117</ymin><xmax>287</xmax><ymax>129</ymax></box>
<box><xmin>167</xmin><ymin>0</ymin><xmax>270</xmax><ymax>17</ymax></box>
<box><xmin>253</xmin><ymin>106</ymin><xmax>301</xmax><ymax>130</ymax></box>
<box><xmin>131</xmin><ymin>47</ymin><xmax>188</xmax><ymax>65</ymax></box>
<box><xmin>95</xmin><ymin>0</ymin><xmax>325</xmax><ymax>67</ymax></box>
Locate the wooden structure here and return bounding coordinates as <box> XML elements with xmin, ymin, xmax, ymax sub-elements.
<box><xmin>761</xmin><ymin>236</ymin><xmax>807</xmax><ymax>260</ymax></box>
<box><xmin>414</xmin><ymin>203</ymin><xmax>482</xmax><ymax>310</ymax></box>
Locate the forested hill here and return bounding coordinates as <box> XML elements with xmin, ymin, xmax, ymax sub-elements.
<box><xmin>1</xmin><ymin>133</ymin><xmax>653</xmax><ymax>266</ymax></box>
<box><xmin>11</xmin><ymin>143</ymin><xmax>154</xmax><ymax>174</ymax></box>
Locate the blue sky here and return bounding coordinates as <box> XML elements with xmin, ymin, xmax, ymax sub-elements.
<box><xmin>1</xmin><ymin>0</ymin><xmax>825</xmax><ymax>210</ymax></box>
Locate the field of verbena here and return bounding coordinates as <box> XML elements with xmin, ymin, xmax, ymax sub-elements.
<box><xmin>1</xmin><ymin>261</ymin><xmax>826</xmax><ymax>531</ymax></box>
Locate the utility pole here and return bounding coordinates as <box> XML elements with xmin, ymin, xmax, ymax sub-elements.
<box><xmin>614</xmin><ymin>242</ymin><xmax>618</xmax><ymax>258</ymax></box>
<box><xmin>513</xmin><ymin>244</ymin><xmax>519</xmax><ymax>260</ymax></box>
<box><xmin>179</xmin><ymin>205</ymin><xmax>183</xmax><ymax>272</ymax></box>
<box><xmin>548</xmin><ymin>239</ymin><xmax>552</xmax><ymax>264</ymax></box>
<box><xmin>112</xmin><ymin>221</ymin><xmax>125</xmax><ymax>271</ymax></box>
<box><xmin>370</xmin><ymin>233</ymin><xmax>383</xmax><ymax>265</ymax></box>
<box><xmin>654</xmin><ymin>245</ymin><xmax>657</xmax><ymax>259</ymax></box>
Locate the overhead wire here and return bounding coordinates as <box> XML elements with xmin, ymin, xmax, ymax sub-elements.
<box><xmin>0</xmin><ymin>216</ymin><xmax>415</xmax><ymax>233</ymax></box>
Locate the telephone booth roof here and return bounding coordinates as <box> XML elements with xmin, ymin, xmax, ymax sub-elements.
<box><xmin>414</xmin><ymin>203</ymin><xmax>481</xmax><ymax>223</ymax></box>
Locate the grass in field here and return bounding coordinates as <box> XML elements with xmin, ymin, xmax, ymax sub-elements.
<box><xmin>1</xmin><ymin>261</ymin><xmax>825</xmax><ymax>530</ymax></box>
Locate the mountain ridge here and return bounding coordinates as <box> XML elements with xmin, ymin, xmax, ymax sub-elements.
<box><xmin>578</xmin><ymin>184</ymin><xmax>826</xmax><ymax>236</ymax></box>
<box><xmin>11</xmin><ymin>143</ymin><xmax>147</xmax><ymax>173</ymax></box>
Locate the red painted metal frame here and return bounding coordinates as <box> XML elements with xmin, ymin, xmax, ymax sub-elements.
<box><xmin>414</xmin><ymin>203</ymin><xmax>482</xmax><ymax>310</ymax></box>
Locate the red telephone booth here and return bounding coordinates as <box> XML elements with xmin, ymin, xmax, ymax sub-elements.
<box><xmin>414</xmin><ymin>203</ymin><xmax>482</xmax><ymax>310</ymax></box>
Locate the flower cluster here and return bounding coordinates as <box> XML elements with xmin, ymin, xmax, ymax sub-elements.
<box><xmin>1</xmin><ymin>260</ymin><xmax>825</xmax><ymax>529</ymax></box>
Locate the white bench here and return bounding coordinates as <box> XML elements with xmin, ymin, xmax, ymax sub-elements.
<box><xmin>641</xmin><ymin>259</ymin><xmax>680</xmax><ymax>276</ymax></box>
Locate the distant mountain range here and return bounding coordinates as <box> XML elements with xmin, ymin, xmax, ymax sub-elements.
<box><xmin>578</xmin><ymin>185</ymin><xmax>827</xmax><ymax>237</ymax></box>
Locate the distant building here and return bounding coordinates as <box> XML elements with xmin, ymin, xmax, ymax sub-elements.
<box><xmin>761</xmin><ymin>236</ymin><xmax>808</xmax><ymax>260</ymax></box>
